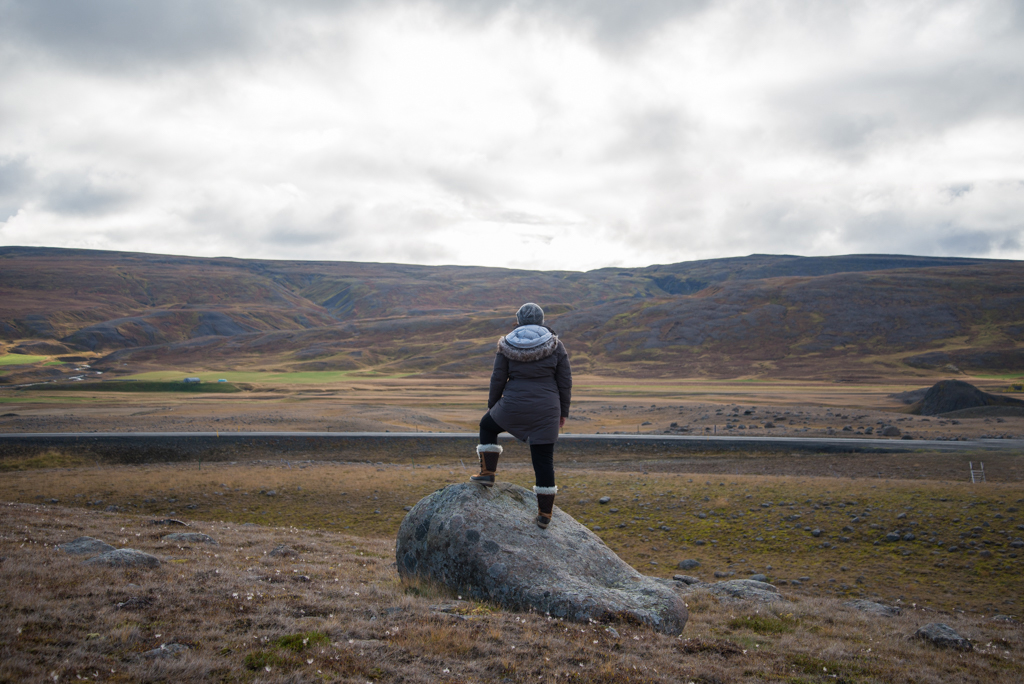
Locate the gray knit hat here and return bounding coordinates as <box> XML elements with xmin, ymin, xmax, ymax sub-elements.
<box><xmin>516</xmin><ymin>302</ymin><xmax>544</xmax><ymax>326</ymax></box>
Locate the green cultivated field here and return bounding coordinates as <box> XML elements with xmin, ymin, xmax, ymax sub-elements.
<box><xmin>22</xmin><ymin>380</ymin><xmax>242</xmax><ymax>393</ymax></box>
<box><xmin>0</xmin><ymin>354</ymin><xmax>49</xmax><ymax>365</ymax></box>
<box><xmin>123</xmin><ymin>370</ymin><xmax>406</xmax><ymax>384</ymax></box>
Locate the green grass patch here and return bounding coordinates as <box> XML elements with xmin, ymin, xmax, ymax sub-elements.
<box><xmin>0</xmin><ymin>354</ymin><xmax>49</xmax><ymax>366</ymax></box>
<box><xmin>0</xmin><ymin>451</ymin><xmax>96</xmax><ymax>472</ymax></box>
<box><xmin>22</xmin><ymin>381</ymin><xmax>241</xmax><ymax>393</ymax></box>
<box><xmin>276</xmin><ymin>631</ymin><xmax>330</xmax><ymax>652</ymax></box>
<box><xmin>0</xmin><ymin>395</ymin><xmax>99</xmax><ymax>403</ymax></box>
<box><xmin>242</xmin><ymin>650</ymin><xmax>289</xmax><ymax>671</ymax></box>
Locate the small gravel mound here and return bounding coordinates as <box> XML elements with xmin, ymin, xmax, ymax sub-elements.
<box><xmin>912</xmin><ymin>379</ymin><xmax>1024</xmax><ymax>416</ymax></box>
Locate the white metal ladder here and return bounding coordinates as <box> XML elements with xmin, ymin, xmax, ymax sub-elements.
<box><xmin>969</xmin><ymin>461</ymin><xmax>986</xmax><ymax>483</ymax></box>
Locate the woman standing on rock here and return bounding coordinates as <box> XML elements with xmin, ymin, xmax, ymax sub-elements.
<box><xmin>472</xmin><ymin>302</ymin><xmax>572</xmax><ymax>529</ymax></box>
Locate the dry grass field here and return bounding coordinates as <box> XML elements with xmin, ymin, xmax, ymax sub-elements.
<box><xmin>2</xmin><ymin>454</ymin><xmax>1023</xmax><ymax>683</ymax></box>
<box><xmin>3</xmin><ymin>374</ymin><xmax>1024</xmax><ymax>442</ymax></box>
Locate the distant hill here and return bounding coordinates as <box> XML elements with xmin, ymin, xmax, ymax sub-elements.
<box><xmin>1</xmin><ymin>246</ymin><xmax>1022</xmax><ymax>380</ymax></box>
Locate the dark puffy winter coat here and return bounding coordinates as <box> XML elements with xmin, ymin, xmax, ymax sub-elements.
<box><xmin>487</xmin><ymin>328</ymin><xmax>572</xmax><ymax>445</ymax></box>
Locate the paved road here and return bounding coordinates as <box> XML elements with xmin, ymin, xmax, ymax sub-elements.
<box><xmin>1</xmin><ymin>431</ymin><xmax>1021</xmax><ymax>453</ymax></box>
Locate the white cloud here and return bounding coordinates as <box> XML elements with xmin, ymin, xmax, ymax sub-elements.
<box><xmin>0</xmin><ymin>0</ymin><xmax>1022</xmax><ymax>270</ymax></box>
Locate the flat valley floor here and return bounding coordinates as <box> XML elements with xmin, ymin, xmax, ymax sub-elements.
<box><xmin>2</xmin><ymin>376</ymin><xmax>1023</xmax><ymax>682</ymax></box>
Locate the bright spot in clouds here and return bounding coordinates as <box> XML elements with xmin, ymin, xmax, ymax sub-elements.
<box><xmin>0</xmin><ymin>0</ymin><xmax>1022</xmax><ymax>270</ymax></box>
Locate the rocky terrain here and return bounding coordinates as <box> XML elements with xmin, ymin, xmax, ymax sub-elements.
<box><xmin>2</xmin><ymin>461</ymin><xmax>1023</xmax><ymax>683</ymax></box>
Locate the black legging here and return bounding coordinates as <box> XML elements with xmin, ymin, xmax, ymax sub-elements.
<box><xmin>479</xmin><ymin>412</ymin><xmax>555</xmax><ymax>488</ymax></box>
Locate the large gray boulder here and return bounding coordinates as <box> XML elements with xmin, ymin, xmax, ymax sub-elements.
<box><xmin>396</xmin><ymin>482</ymin><xmax>688</xmax><ymax>635</ymax></box>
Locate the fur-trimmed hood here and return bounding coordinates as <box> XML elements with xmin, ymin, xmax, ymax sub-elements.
<box><xmin>497</xmin><ymin>332</ymin><xmax>559</xmax><ymax>363</ymax></box>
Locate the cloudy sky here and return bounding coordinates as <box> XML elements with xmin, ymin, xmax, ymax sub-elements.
<box><xmin>1</xmin><ymin>0</ymin><xmax>1022</xmax><ymax>271</ymax></box>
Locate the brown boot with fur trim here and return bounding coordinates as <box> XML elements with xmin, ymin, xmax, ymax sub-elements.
<box><xmin>470</xmin><ymin>444</ymin><xmax>502</xmax><ymax>486</ymax></box>
<box><xmin>534</xmin><ymin>486</ymin><xmax>557</xmax><ymax>528</ymax></box>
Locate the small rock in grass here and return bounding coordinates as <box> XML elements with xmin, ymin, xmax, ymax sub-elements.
<box><xmin>141</xmin><ymin>643</ymin><xmax>190</xmax><ymax>659</ymax></box>
<box><xmin>269</xmin><ymin>544</ymin><xmax>298</xmax><ymax>558</ymax></box>
<box><xmin>678</xmin><ymin>559</ymin><xmax>700</xmax><ymax>570</ymax></box>
<box><xmin>403</xmin><ymin>506</ymin><xmax>413</xmax><ymax>512</ymax></box>
<box><xmin>914</xmin><ymin>623</ymin><xmax>972</xmax><ymax>651</ymax></box>
<box><xmin>885</xmin><ymin>532</ymin><xmax>901</xmax><ymax>542</ymax></box>
<box><xmin>672</xmin><ymin>575</ymin><xmax>702</xmax><ymax>585</ymax></box>
<box><xmin>749</xmin><ymin>573</ymin><xmax>768</xmax><ymax>582</ymax></box>
<box><xmin>59</xmin><ymin>536</ymin><xmax>115</xmax><ymax>556</ymax></box>
<box><xmin>811</xmin><ymin>529</ymin><xmax>821</xmax><ymax>537</ymax></box>
<box><xmin>707</xmin><ymin>579</ymin><xmax>784</xmax><ymax>603</ymax></box>
<box><xmin>902</xmin><ymin>533</ymin><xmax>915</xmax><ymax>541</ymax></box>
<box><xmin>116</xmin><ymin>596</ymin><xmax>153</xmax><ymax>610</ymax></box>
<box><xmin>162</xmin><ymin>533</ymin><xmax>218</xmax><ymax>545</ymax></box>
<box><xmin>85</xmin><ymin>549</ymin><xmax>161</xmax><ymax>569</ymax></box>
<box><xmin>845</xmin><ymin>599</ymin><xmax>900</xmax><ymax>617</ymax></box>
<box><xmin>1010</xmin><ymin>540</ymin><xmax>1024</xmax><ymax>549</ymax></box>
<box><xmin>104</xmin><ymin>505</ymin><xmax>121</xmax><ymax>513</ymax></box>
<box><xmin>264</xmin><ymin>490</ymin><xmax>277</xmax><ymax>497</ymax></box>
<box><xmin>599</xmin><ymin>496</ymin><xmax>611</xmax><ymax>504</ymax></box>
<box><xmin>150</xmin><ymin>518</ymin><xmax>190</xmax><ymax>526</ymax></box>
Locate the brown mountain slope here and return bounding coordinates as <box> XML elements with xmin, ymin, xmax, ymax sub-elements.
<box><xmin>1</xmin><ymin>246</ymin><xmax>1022</xmax><ymax>380</ymax></box>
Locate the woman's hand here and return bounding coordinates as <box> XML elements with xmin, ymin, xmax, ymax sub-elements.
<box><xmin>559</xmin><ymin>416</ymin><xmax>566</xmax><ymax>428</ymax></box>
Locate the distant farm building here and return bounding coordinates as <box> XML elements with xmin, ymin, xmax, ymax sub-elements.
<box><xmin>183</xmin><ymin>377</ymin><xmax>201</xmax><ymax>384</ymax></box>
